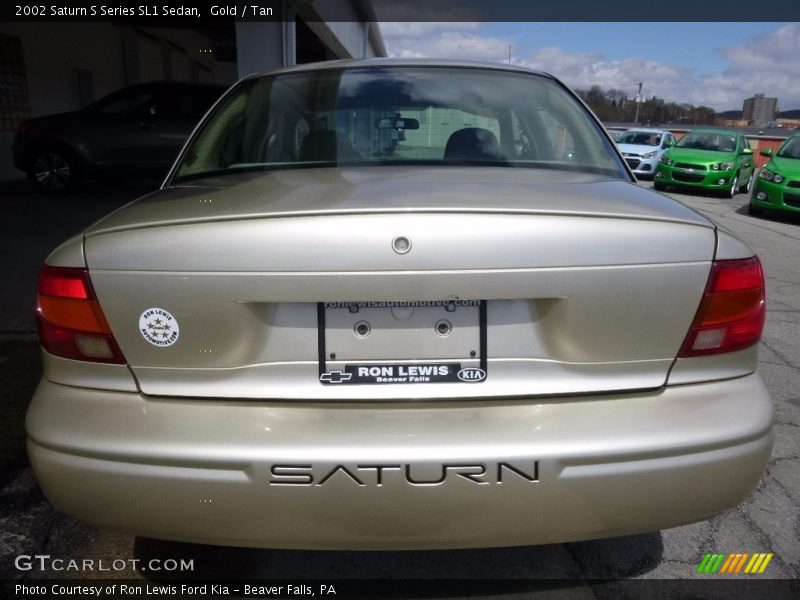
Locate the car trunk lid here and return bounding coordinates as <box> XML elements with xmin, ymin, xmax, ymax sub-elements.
<box><xmin>84</xmin><ymin>167</ymin><xmax>716</xmax><ymax>399</ymax></box>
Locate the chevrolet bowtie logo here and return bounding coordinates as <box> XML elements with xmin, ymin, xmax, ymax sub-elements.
<box><xmin>320</xmin><ymin>370</ymin><xmax>352</xmax><ymax>384</ymax></box>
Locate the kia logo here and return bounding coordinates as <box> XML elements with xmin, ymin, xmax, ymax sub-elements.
<box><xmin>457</xmin><ymin>368</ymin><xmax>486</xmax><ymax>382</ymax></box>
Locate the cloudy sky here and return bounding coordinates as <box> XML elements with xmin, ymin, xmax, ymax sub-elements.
<box><xmin>380</xmin><ymin>22</ymin><xmax>800</xmax><ymax>112</ymax></box>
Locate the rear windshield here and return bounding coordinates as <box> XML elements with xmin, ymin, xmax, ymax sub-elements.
<box><xmin>172</xmin><ymin>67</ymin><xmax>627</xmax><ymax>184</ymax></box>
<box><xmin>676</xmin><ymin>132</ymin><xmax>737</xmax><ymax>152</ymax></box>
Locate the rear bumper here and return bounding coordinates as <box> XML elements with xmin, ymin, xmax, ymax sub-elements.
<box><xmin>26</xmin><ymin>374</ymin><xmax>773</xmax><ymax>549</ymax></box>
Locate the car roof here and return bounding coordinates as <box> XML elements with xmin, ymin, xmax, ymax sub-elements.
<box><xmin>128</xmin><ymin>81</ymin><xmax>227</xmax><ymax>90</ymax></box>
<box><xmin>243</xmin><ymin>57</ymin><xmax>553</xmax><ymax>80</ymax></box>
<box><xmin>683</xmin><ymin>128</ymin><xmax>740</xmax><ymax>136</ymax></box>
<box><xmin>621</xmin><ymin>128</ymin><xmax>670</xmax><ymax>134</ymax></box>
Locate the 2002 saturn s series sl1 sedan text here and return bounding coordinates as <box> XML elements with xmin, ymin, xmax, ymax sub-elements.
<box><xmin>27</xmin><ymin>59</ymin><xmax>773</xmax><ymax>550</ymax></box>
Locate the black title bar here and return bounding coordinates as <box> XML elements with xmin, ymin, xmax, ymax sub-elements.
<box><xmin>3</xmin><ymin>0</ymin><xmax>800</xmax><ymax>22</ymax></box>
<box><xmin>5</xmin><ymin>578</ymin><xmax>800</xmax><ymax>599</ymax></box>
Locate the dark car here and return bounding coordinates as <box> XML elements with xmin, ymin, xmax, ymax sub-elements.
<box><xmin>12</xmin><ymin>81</ymin><xmax>227</xmax><ymax>193</ymax></box>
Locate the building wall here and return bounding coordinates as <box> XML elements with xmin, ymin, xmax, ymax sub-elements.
<box><xmin>716</xmin><ymin>118</ymin><xmax>749</xmax><ymax>128</ymax></box>
<box><xmin>235</xmin><ymin>21</ymin><xmax>285</xmax><ymax>77</ymax></box>
<box><xmin>0</xmin><ymin>23</ymin><xmax>126</xmax><ymax>117</ymax></box>
<box><xmin>0</xmin><ymin>23</ymin><xmax>236</xmax><ymax>181</ymax></box>
<box><xmin>748</xmin><ymin>137</ymin><xmax>785</xmax><ymax>167</ymax></box>
<box><xmin>742</xmin><ymin>94</ymin><xmax>778</xmax><ymax>126</ymax></box>
<box><xmin>753</xmin><ymin>100</ymin><xmax>777</xmax><ymax>125</ymax></box>
<box><xmin>0</xmin><ymin>23</ymin><xmax>127</xmax><ymax>181</ymax></box>
<box><xmin>2</xmin><ymin>8</ymin><xmax>385</xmax><ymax>181</ymax></box>
<box><xmin>237</xmin><ymin>0</ymin><xmax>385</xmax><ymax>78</ymax></box>
<box><xmin>305</xmin><ymin>0</ymin><xmax>377</xmax><ymax>59</ymax></box>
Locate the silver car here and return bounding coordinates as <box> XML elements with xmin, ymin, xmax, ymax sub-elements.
<box><xmin>28</xmin><ymin>59</ymin><xmax>773</xmax><ymax>550</ymax></box>
<box><xmin>615</xmin><ymin>128</ymin><xmax>676</xmax><ymax>178</ymax></box>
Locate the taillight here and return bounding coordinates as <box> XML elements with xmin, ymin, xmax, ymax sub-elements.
<box><xmin>678</xmin><ymin>257</ymin><xmax>765</xmax><ymax>358</ymax></box>
<box><xmin>36</xmin><ymin>265</ymin><xmax>126</xmax><ymax>364</ymax></box>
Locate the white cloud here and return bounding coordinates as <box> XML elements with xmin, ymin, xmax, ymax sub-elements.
<box><xmin>390</xmin><ymin>31</ymin><xmax>510</xmax><ymax>62</ymax></box>
<box><xmin>379</xmin><ymin>22</ymin><xmax>482</xmax><ymax>38</ymax></box>
<box><xmin>519</xmin><ymin>48</ymin><xmax>699</xmax><ymax>105</ymax></box>
<box><xmin>381</xmin><ymin>22</ymin><xmax>510</xmax><ymax>62</ymax></box>
<box><xmin>719</xmin><ymin>24</ymin><xmax>800</xmax><ymax>76</ymax></box>
<box><xmin>708</xmin><ymin>23</ymin><xmax>800</xmax><ymax>109</ymax></box>
<box><xmin>381</xmin><ymin>22</ymin><xmax>800</xmax><ymax>111</ymax></box>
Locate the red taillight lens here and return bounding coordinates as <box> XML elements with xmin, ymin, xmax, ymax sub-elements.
<box><xmin>36</xmin><ymin>265</ymin><xmax>126</xmax><ymax>364</ymax></box>
<box><xmin>678</xmin><ymin>257</ymin><xmax>765</xmax><ymax>358</ymax></box>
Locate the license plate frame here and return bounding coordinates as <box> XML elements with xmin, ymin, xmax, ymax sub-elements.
<box><xmin>317</xmin><ymin>301</ymin><xmax>487</xmax><ymax>385</ymax></box>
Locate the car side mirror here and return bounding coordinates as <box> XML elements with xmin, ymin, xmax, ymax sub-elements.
<box><xmin>741</xmin><ymin>148</ymin><xmax>753</xmax><ymax>155</ymax></box>
<box><xmin>664</xmin><ymin>138</ymin><xmax>674</xmax><ymax>148</ymax></box>
<box><xmin>760</xmin><ymin>148</ymin><xmax>773</xmax><ymax>157</ymax></box>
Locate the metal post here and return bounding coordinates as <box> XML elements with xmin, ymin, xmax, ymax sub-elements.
<box><xmin>634</xmin><ymin>82</ymin><xmax>643</xmax><ymax>125</ymax></box>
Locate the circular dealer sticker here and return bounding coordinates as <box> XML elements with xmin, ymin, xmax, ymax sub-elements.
<box><xmin>139</xmin><ymin>308</ymin><xmax>180</xmax><ymax>347</ymax></box>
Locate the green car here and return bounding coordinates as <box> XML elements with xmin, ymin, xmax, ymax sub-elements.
<box><xmin>654</xmin><ymin>129</ymin><xmax>755</xmax><ymax>198</ymax></box>
<box><xmin>749</xmin><ymin>133</ymin><xmax>800</xmax><ymax>217</ymax></box>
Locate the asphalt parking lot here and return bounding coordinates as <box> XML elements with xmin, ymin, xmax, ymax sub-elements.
<box><xmin>0</xmin><ymin>177</ymin><xmax>798</xmax><ymax>597</ymax></box>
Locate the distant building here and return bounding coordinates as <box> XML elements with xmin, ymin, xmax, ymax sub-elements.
<box><xmin>775</xmin><ymin>109</ymin><xmax>800</xmax><ymax>129</ymax></box>
<box><xmin>715</xmin><ymin>110</ymin><xmax>747</xmax><ymax>128</ymax></box>
<box><xmin>742</xmin><ymin>94</ymin><xmax>778</xmax><ymax>127</ymax></box>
